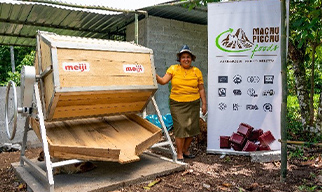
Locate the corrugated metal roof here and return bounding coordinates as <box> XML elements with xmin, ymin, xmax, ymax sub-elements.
<box><xmin>143</xmin><ymin>3</ymin><xmax>207</xmax><ymax>25</ymax></box>
<box><xmin>0</xmin><ymin>0</ymin><xmax>137</xmax><ymax>46</ymax></box>
<box><xmin>0</xmin><ymin>0</ymin><xmax>207</xmax><ymax>47</ymax></box>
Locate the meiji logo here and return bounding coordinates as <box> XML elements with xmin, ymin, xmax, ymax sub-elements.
<box><xmin>63</xmin><ymin>62</ymin><xmax>90</xmax><ymax>72</ymax></box>
<box><xmin>123</xmin><ymin>64</ymin><xmax>144</xmax><ymax>73</ymax></box>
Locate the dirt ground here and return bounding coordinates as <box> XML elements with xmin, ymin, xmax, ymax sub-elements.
<box><xmin>0</xmin><ymin>138</ymin><xmax>321</xmax><ymax>192</ymax></box>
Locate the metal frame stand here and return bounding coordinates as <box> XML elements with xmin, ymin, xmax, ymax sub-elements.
<box><xmin>150</xmin><ymin>97</ymin><xmax>177</xmax><ymax>162</ymax></box>
<box><xmin>19</xmin><ymin>82</ymin><xmax>83</xmax><ymax>192</ymax></box>
<box><xmin>18</xmin><ymin>85</ymin><xmax>177</xmax><ymax>192</ymax></box>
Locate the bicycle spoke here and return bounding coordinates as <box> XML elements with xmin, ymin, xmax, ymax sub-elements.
<box><xmin>9</xmin><ymin>115</ymin><xmax>14</xmax><ymax>125</ymax></box>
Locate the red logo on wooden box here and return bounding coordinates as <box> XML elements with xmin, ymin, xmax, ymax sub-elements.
<box><xmin>123</xmin><ymin>64</ymin><xmax>144</xmax><ymax>73</ymax></box>
<box><xmin>63</xmin><ymin>62</ymin><xmax>90</xmax><ymax>72</ymax></box>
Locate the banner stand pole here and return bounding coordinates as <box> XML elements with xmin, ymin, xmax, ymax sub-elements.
<box><xmin>280</xmin><ymin>0</ymin><xmax>288</xmax><ymax>182</ymax></box>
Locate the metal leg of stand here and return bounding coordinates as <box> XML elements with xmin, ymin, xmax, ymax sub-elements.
<box><xmin>34</xmin><ymin>83</ymin><xmax>55</xmax><ymax>191</ymax></box>
<box><xmin>151</xmin><ymin>96</ymin><xmax>177</xmax><ymax>162</ymax></box>
<box><xmin>20</xmin><ymin>117</ymin><xmax>30</xmax><ymax>166</ymax></box>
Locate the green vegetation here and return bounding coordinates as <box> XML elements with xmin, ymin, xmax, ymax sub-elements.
<box><xmin>287</xmin><ymin>95</ymin><xmax>321</xmax><ymax>142</ymax></box>
<box><xmin>0</xmin><ymin>46</ymin><xmax>35</xmax><ymax>86</ymax></box>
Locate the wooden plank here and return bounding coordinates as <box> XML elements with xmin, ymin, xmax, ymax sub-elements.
<box><xmin>42</xmin><ymin>115</ymin><xmax>160</xmax><ymax>163</ymax></box>
<box><xmin>96</xmin><ymin>116</ymin><xmax>143</xmax><ymax>162</ymax></box>
<box><xmin>34</xmin><ymin>52</ymin><xmax>39</xmax><ymax>75</ymax></box>
<box><xmin>49</xmin><ymin>145</ymin><xmax>120</xmax><ymax>162</ymax></box>
<box><xmin>47</xmin><ymin>93</ymin><xmax>59</xmax><ymax>121</ymax></box>
<box><xmin>46</xmin><ymin>118</ymin><xmax>122</xmax><ymax>161</ymax></box>
<box><xmin>50</xmin><ymin>91</ymin><xmax>153</xmax><ymax>120</ymax></box>
<box><xmin>56</xmin><ymin>49</ymin><xmax>154</xmax><ymax>88</ymax></box>
<box><xmin>55</xmin><ymin>86</ymin><xmax>157</xmax><ymax>93</ymax></box>
<box><xmin>56</xmin><ymin>89</ymin><xmax>155</xmax><ymax>96</ymax></box>
<box><xmin>126</xmin><ymin>114</ymin><xmax>161</xmax><ymax>133</ymax></box>
<box><xmin>29</xmin><ymin>117</ymin><xmax>42</xmax><ymax>142</ymax></box>
<box><xmin>52</xmin><ymin>101</ymin><xmax>146</xmax><ymax>120</ymax></box>
<box><xmin>99</xmin><ymin>115</ymin><xmax>157</xmax><ymax>163</ymax></box>
<box><xmin>125</xmin><ymin>114</ymin><xmax>162</xmax><ymax>155</ymax></box>
<box><xmin>55</xmin><ymin>91</ymin><xmax>152</xmax><ymax>107</ymax></box>
<box><xmin>43</xmin><ymin>73</ymin><xmax>54</xmax><ymax>113</ymax></box>
<box><xmin>135</xmin><ymin>132</ymin><xmax>162</xmax><ymax>155</ymax></box>
<box><xmin>34</xmin><ymin>40</ymin><xmax>53</xmax><ymax>115</ymax></box>
<box><xmin>46</xmin><ymin>118</ymin><xmax>117</xmax><ymax>147</ymax></box>
<box><xmin>39</xmin><ymin>39</ymin><xmax>54</xmax><ymax>114</ymax></box>
<box><xmin>40</xmin><ymin>40</ymin><xmax>52</xmax><ymax>71</ymax></box>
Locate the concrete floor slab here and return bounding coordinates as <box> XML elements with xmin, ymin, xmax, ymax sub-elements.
<box><xmin>12</xmin><ymin>153</ymin><xmax>185</xmax><ymax>192</ymax></box>
<box><xmin>250</xmin><ymin>150</ymin><xmax>281</xmax><ymax>163</ymax></box>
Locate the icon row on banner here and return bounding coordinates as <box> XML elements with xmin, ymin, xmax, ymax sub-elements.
<box><xmin>218</xmin><ymin>87</ymin><xmax>275</xmax><ymax>97</ymax></box>
<box><xmin>218</xmin><ymin>102</ymin><xmax>273</xmax><ymax>112</ymax></box>
<box><xmin>218</xmin><ymin>75</ymin><xmax>274</xmax><ymax>84</ymax></box>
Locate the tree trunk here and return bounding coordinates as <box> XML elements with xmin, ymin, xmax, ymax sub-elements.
<box><xmin>288</xmin><ymin>42</ymin><xmax>311</xmax><ymax>130</ymax></box>
<box><xmin>309</xmin><ymin>44</ymin><xmax>316</xmax><ymax>126</ymax></box>
<box><xmin>316</xmin><ymin>91</ymin><xmax>322</xmax><ymax>134</ymax></box>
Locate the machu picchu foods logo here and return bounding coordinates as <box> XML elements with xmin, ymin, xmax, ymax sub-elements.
<box><xmin>215</xmin><ymin>27</ymin><xmax>280</xmax><ymax>58</ymax></box>
<box><xmin>63</xmin><ymin>62</ymin><xmax>90</xmax><ymax>72</ymax></box>
<box><xmin>123</xmin><ymin>64</ymin><xmax>144</xmax><ymax>73</ymax></box>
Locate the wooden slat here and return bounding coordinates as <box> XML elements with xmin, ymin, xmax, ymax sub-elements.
<box><xmin>124</xmin><ymin>114</ymin><xmax>162</xmax><ymax>155</ymax></box>
<box><xmin>47</xmin><ymin>93</ymin><xmax>59</xmax><ymax>121</ymax></box>
<box><xmin>29</xmin><ymin>117</ymin><xmax>42</xmax><ymax>141</ymax></box>
<box><xmin>49</xmin><ymin>145</ymin><xmax>120</xmax><ymax>162</ymax></box>
<box><xmin>55</xmin><ymin>91</ymin><xmax>152</xmax><ymax>107</ymax></box>
<box><xmin>41</xmin><ymin>115</ymin><xmax>161</xmax><ymax>163</ymax></box>
<box><xmin>135</xmin><ymin>132</ymin><xmax>162</xmax><ymax>155</ymax></box>
<box><xmin>40</xmin><ymin>40</ymin><xmax>52</xmax><ymax>71</ymax></box>
<box><xmin>56</xmin><ymin>49</ymin><xmax>154</xmax><ymax>88</ymax></box>
<box><xmin>39</xmin><ymin>40</ymin><xmax>55</xmax><ymax>113</ymax></box>
<box><xmin>126</xmin><ymin>114</ymin><xmax>161</xmax><ymax>133</ymax></box>
<box><xmin>98</xmin><ymin>116</ymin><xmax>151</xmax><ymax>163</ymax></box>
<box><xmin>52</xmin><ymin>101</ymin><xmax>146</xmax><ymax>119</ymax></box>
<box><xmin>47</xmin><ymin>89</ymin><xmax>155</xmax><ymax>120</ymax></box>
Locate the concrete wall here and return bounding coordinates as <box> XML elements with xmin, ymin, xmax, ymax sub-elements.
<box><xmin>127</xmin><ymin>16</ymin><xmax>208</xmax><ymax>115</ymax></box>
<box><xmin>0</xmin><ymin>87</ymin><xmax>40</xmax><ymax>147</ymax></box>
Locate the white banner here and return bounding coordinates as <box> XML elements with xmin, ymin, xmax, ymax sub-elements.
<box><xmin>207</xmin><ymin>0</ymin><xmax>281</xmax><ymax>153</ymax></box>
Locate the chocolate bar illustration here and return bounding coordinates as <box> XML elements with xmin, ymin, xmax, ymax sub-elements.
<box><xmin>220</xmin><ymin>123</ymin><xmax>275</xmax><ymax>152</ymax></box>
<box><xmin>258</xmin><ymin>131</ymin><xmax>276</xmax><ymax>145</ymax></box>
<box><xmin>248</xmin><ymin>129</ymin><xmax>263</xmax><ymax>141</ymax></box>
<box><xmin>220</xmin><ymin>136</ymin><xmax>231</xmax><ymax>149</ymax></box>
<box><xmin>242</xmin><ymin>140</ymin><xmax>258</xmax><ymax>151</ymax></box>
<box><xmin>237</xmin><ymin>123</ymin><xmax>254</xmax><ymax>138</ymax></box>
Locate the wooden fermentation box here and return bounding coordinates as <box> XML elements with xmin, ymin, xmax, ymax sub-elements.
<box><xmin>35</xmin><ymin>31</ymin><xmax>158</xmax><ymax>121</ymax></box>
<box><xmin>31</xmin><ymin>31</ymin><xmax>161</xmax><ymax>164</ymax></box>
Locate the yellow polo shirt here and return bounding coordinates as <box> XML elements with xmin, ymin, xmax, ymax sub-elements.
<box><xmin>166</xmin><ymin>64</ymin><xmax>204</xmax><ymax>102</ymax></box>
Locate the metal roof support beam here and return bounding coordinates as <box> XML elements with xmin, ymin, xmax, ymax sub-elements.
<box><xmin>0</xmin><ymin>19</ymin><xmax>109</xmax><ymax>37</ymax></box>
<box><xmin>0</xmin><ymin>33</ymin><xmax>35</xmax><ymax>39</ymax></box>
<box><xmin>153</xmin><ymin>0</ymin><xmax>207</xmax><ymax>13</ymax></box>
<box><xmin>154</xmin><ymin>0</ymin><xmax>202</xmax><ymax>7</ymax></box>
<box><xmin>21</xmin><ymin>0</ymin><xmax>148</xmax><ymax>15</ymax></box>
